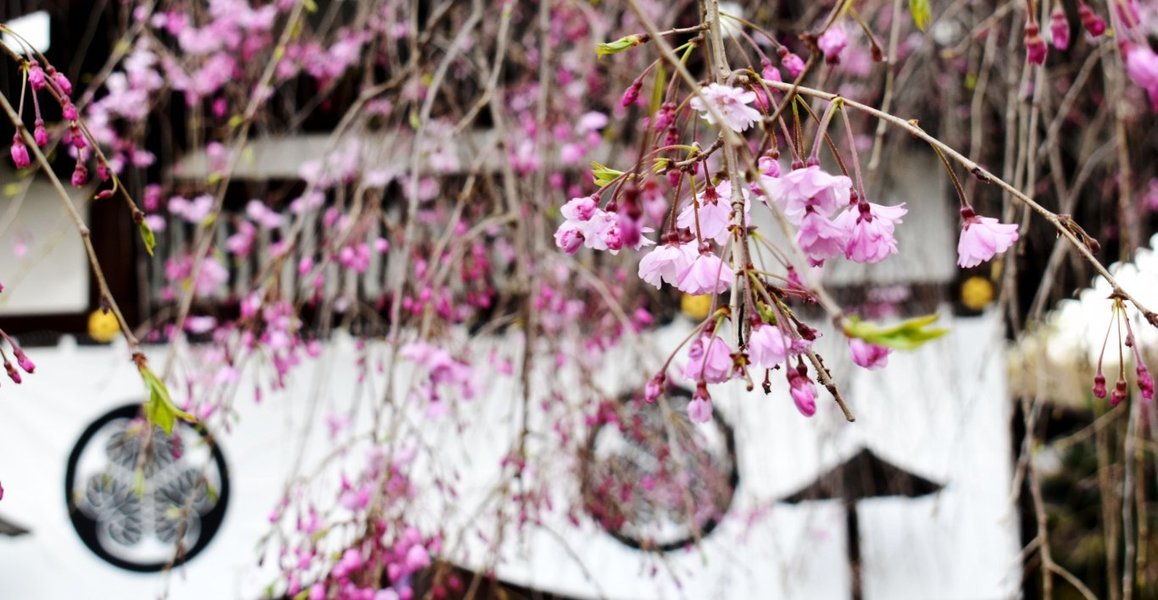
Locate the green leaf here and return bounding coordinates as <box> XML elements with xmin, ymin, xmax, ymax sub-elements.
<box><xmin>596</xmin><ymin>34</ymin><xmax>645</xmax><ymax>57</ymax></box>
<box><xmin>843</xmin><ymin>313</ymin><xmax>950</xmax><ymax>351</ymax></box>
<box><xmin>650</xmin><ymin>62</ymin><xmax>667</xmax><ymax>116</ymax></box>
<box><xmin>591</xmin><ymin>162</ymin><xmax>625</xmax><ymax>187</ymax></box>
<box><xmin>139</xmin><ymin>365</ymin><xmax>196</xmax><ymax>436</ymax></box>
<box><xmin>910</xmin><ymin>0</ymin><xmax>932</xmax><ymax>32</ymax></box>
<box><xmin>138</xmin><ymin>221</ymin><xmax>156</xmax><ymax>257</ymax></box>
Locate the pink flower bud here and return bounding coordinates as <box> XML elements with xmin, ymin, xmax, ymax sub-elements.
<box><xmin>1138</xmin><ymin>365</ymin><xmax>1154</xmax><ymax>401</ymax></box>
<box><xmin>1050</xmin><ymin>6</ymin><xmax>1070</xmax><ymax>51</ymax></box>
<box><xmin>62</xmin><ymin>102</ymin><xmax>77</xmax><ymax>122</ymax></box>
<box><xmin>644</xmin><ymin>373</ymin><xmax>664</xmax><ymax>403</ymax></box>
<box><xmin>779</xmin><ymin>49</ymin><xmax>806</xmax><ymax>78</ymax></box>
<box><xmin>1025</xmin><ymin>22</ymin><xmax>1048</xmax><ymax>65</ymax></box>
<box><xmin>1111</xmin><ymin>379</ymin><xmax>1128</xmax><ymax>406</ymax></box>
<box><xmin>27</xmin><ymin>61</ymin><xmax>45</xmax><ymax>90</ymax></box>
<box><xmin>33</xmin><ymin>120</ymin><xmax>47</xmax><ymax>146</ymax></box>
<box><xmin>1092</xmin><ymin>372</ymin><xmax>1107</xmax><ymax>398</ymax></box>
<box><xmin>51</xmin><ymin>70</ymin><xmax>72</xmax><ymax>96</ymax></box>
<box><xmin>10</xmin><ymin>135</ymin><xmax>29</xmax><ymax>169</ymax></box>
<box><xmin>620</xmin><ymin>78</ymin><xmax>643</xmax><ymax>108</ymax></box>
<box><xmin>71</xmin><ymin>162</ymin><xmax>89</xmax><ymax>187</ymax></box>
<box><xmin>1078</xmin><ymin>4</ymin><xmax>1106</xmax><ymax>37</ymax></box>
<box><xmin>12</xmin><ymin>347</ymin><xmax>34</xmax><ymax>374</ymax></box>
<box><xmin>6</xmin><ymin>361</ymin><xmax>22</xmax><ymax>384</ymax></box>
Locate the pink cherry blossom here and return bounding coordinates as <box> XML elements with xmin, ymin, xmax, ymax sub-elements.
<box><xmin>677</xmin><ymin>186</ymin><xmax>730</xmax><ymax>244</ymax></box>
<box><xmin>796</xmin><ymin>211</ymin><xmax>849</xmax><ymax>267</ymax></box>
<box><xmin>780</xmin><ymin>50</ymin><xmax>806</xmax><ymax>78</ymax></box>
<box><xmin>849</xmin><ymin>338</ymin><xmax>890</xmax><ymax>369</ymax></box>
<box><xmin>676</xmin><ymin>248</ymin><xmax>735</xmax><ymax>295</ymax></box>
<box><xmin>688</xmin><ymin>392</ymin><xmax>713</xmax><ymax>424</ymax></box>
<box><xmin>1125</xmin><ymin>44</ymin><xmax>1158</xmax><ymax>108</ymax></box>
<box><xmin>833</xmin><ymin>201</ymin><xmax>907</xmax><ymax>264</ymax></box>
<box><xmin>683</xmin><ymin>335</ymin><xmax>733</xmax><ymax>384</ymax></box>
<box><xmin>762</xmin><ymin>165</ymin><xmax>852</xmax><ymax>224</ymax></box>
<box><xmin>747</xmin><ymin>324</ymin><xmax>790</xmax><ymax>369</ymax></box>
<box><xmin>817</xmin><ymin>25</ymin><xmax>848</xmax><ymax>64</ymax></box>
<box><xmin>956</xmin><ymin>209</ymin><xmax>1019</xmax><ymax>268</ymax></box>
<box><xmin>638</xmin><ymin>241</ymin><xmax>696</xmax><ymax>288</ymax></box>
<box><xmin>1024</xmin><ymin>22</ymin><xmax>1047</xmax><ymax>65</ymax></box>
<box><xmin>689</xmin><ymin>83</ymin><xmax>763</xmax><ymax>133</ymax></box>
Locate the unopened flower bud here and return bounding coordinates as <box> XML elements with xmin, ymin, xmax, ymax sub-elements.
<box><xmin>1025</xmin><ymin>22</ymin><xmax>1048</xmax><ymax>65</ymax></box>
<box><xmin>10</xmin><ymin>135</ymin><xmax>29</xmax><ymax>169</ymax></box>
<box><xmin>1050</xmin><ymin>6</ymin><xmax>1070</xmax><ymax>51</ymax></box>
<box><xmin>1111</xmin><ymin>379</ymin><xmax>1129</xmax><ymax>406</ymax></box>
<box><xmin>1078</xmin><ymin>4</ymin><xmax>1106</xmax><ymax>37</ymax></box>
<box><xmin>620</xmin><ymin>78</ymin><xmax>643</xmax><ymax>108</ymax></box>
<box><xmin>71</xmin><ymin>162</ymin><xmax>89</xmax><ymax>187</ymax></box>
<box><xmin>26</xmin><ymin>61</ymin><xmax>45</xmax><ymax>90</ymax></box>
<box><xmin>11</xmin><ymin>346</ymin><xmax>34</xmax><ymax>374</ymax></box>
<box><xmin>50</xmin><ymin>69</ymin><xmax>72</xmax><ymax>96</ymax></box>
<box><xmin>1092</xmin><ymin>372</ymin><xmax>1107</xmax><ymax>398</ymax></box>
<box><xmin>5</xmin><ymin>361</ymin><xmax>21</xmax><ymax>384</ymax></box>
<box><xmin>33</xmin><ymin>120</ymin><xmax>47</xmax><ymax>146</ymax></box>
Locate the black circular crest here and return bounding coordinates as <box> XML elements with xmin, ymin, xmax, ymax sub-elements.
<box><xmin>580</xmin><ymin>387</ymin><xmax>738</xmax><ymax>552</ymax></box>
<box><xmin>65</xmin><ymin>404</ymin><xmax>229</xmax><ymax>572</ymax></box>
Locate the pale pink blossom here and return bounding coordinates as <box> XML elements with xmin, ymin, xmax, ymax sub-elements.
<box><xmin>747</xmin><ymin>324</ymin><xmax>790</xmax><ymax>369</ymax></box>
<box><xmin>683</xmin><ymin>335</ymin><xmax>733</xmax><ymax>384</ymax></box>
<box><xmin>638</xmin><ymin>242</ymin><xmax>697</xmax><ymax>288</ymax></box>
<box><xmin>1126</xmin><ymin>44</ymin><xmax>1158</xmax><ymax>108</ymax></box>
<box><xmin>676</xmin><ymin>185</ymin><xmax>738</xmax><ymax>245</ymax></box>
<box><xmin>956</xmin><ymin>209</ymin><xmax>1019</xmax><ymax>268</ymax></box>
<box><xmin>849</xmin><ymin>338</ymin><xmax>890</xmax><ymax>369</ymax></box>
<box><xmin>763</xmin><ymin>165</ymin><xmax>852</xmax><ymax>224</ymax></box>
<box><xmin>676</xmin><ymin>248</ymin><xmax>735</xmax><ymax>295</ymax></box>
<box><xmin>689</xmin><ymin>83</ymin><xmax>763</xmax><ymax>133</ymax></box>
<box><xmin>833</xmin><ymin>202</ymin><xmax>907</xmax><ymax>263</ymax></box>
<box><xmin>796</xmin><ymin>211</ymin><xmax>849</xmax><ymax>267</ymax></box>
<box><xmin>688</xmin><ymin>393</ymin><xmax>713</xmax><ymax>424</ymax></box>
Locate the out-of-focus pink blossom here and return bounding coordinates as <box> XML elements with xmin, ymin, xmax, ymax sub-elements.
<box><xmin>1049</xmin><ymin>6</ymin><xmax>1070</xmax><ymax>51</ymax></box>
<box><xmin>817</xmin><ymin>25</ymin><xmax>848</xmax><ymax>64</ymax></box>
<box><xmin>849</xmin><ymin>338</ymin><xmax>890</xmax><ymax>369</ymax></box>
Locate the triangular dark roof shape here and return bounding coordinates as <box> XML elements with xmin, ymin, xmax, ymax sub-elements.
<box><xmin>781</xmin><ymin>448</ymin><xmax>944</xmax><ymax>503</ymax></box>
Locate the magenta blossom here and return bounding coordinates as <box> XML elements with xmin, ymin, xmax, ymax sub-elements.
<box><xmin>1138</xmin><ymin>364</ymin><xmax>1155</xmax><ymax>402</ymax></box>
<box><xmin>763</xmin><ymin>165</ymin><xmax>852</xmax><ymax>225</ymax></box>
<box><xmin>689</xmin><ymin>83</ymin><xmax>763</xmax><ymax>133</ymax></box>
<box><xmin>683</xmin><ymin>335</ymin><xmax>733</xmax><ymax>384</ymax></box>
<box><xmin>956</xmin><ymin>208</ymin><xmax>1019</xmax><ymax>268</ymax></box>
<box><xmin>676</xmin><ymin>248</ymin><xmax>734</xmax><ymax>295</ymax></box>
<box><xmin>833</xmin><ymin>201</ymin><xmax>907</xmax><ymax>264</ymax></box>
<box><xmin>747</xmin><ymin>323</ymin><xmax>790</xmax><ymax>369</ymax></box>
<box><xmin>849</xmin><ymin>338</ymin><xmax>890</xmax><ymax>370</ymax></box>
<box><xmin>1125</xmin><ymin>44</ymin><xmax>1158</xmax><ymax>108</ymax></box>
